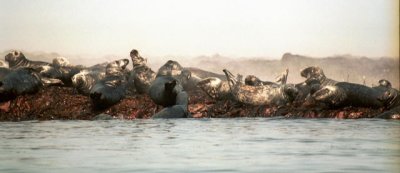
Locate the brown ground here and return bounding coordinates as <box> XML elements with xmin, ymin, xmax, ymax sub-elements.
<box><xmin>0</xmin><ymin>86</ymin><xmax>392</xmax><ymax>121</ymax></box>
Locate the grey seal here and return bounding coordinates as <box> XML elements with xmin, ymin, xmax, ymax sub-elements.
<box><xmin>0</xmin><ymin>68</ymin><xmax>42</xmax><ymax>102</ymax></box>
<box><xmin>312</xmin><ymin>82</ymin><xmax>386</xmax><ymax>108</ymax></box>
<box><xmin>223</xmin><ymin>69</ymin><xmax>298</xmax><ymax>106</ymax></box>
<box><xmin>5</xmin><ymin>50</ymin><xmax>50</xmax><ymax>72</ymax></box>
<box><xmin>149</xmin><ymin>76</ymin><xmax>190</xmax><ymax>118</ymax></box>
<box><xmin>72</xmin><ymin>59</ymin><xmax>128</xmax><ymax>95</ymax></box>
<box><xmin>300</xmin><ymin>66</ymin><xmax>337</xmax><ymax>87</ymax></box>
<box><xmin>89</xmin><ymin>59</ymin><xmax>129</xmax><ymax>108</ymax></box>
<box><xmin>197</xmin><ymin>77</ymin><xmax>232</xmax><ymax>100</ymax></box>
<box><xmin>128</xmin><ymin>49</ymin><xmax>156</xmax><ymax>94</ymax></box>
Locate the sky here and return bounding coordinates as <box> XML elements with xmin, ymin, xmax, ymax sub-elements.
<box><xmin>0</xmin><ymin>0</ymin><xmax>398</xmax><ymax>59</ymax></box>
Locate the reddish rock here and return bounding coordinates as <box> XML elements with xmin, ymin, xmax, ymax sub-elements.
<box><xmin>0</xmin><ymin>86</ymin><xmax>392</xmax><ymax>121</ymax></box>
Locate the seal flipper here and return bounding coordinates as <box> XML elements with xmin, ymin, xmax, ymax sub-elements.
<box><xmin>222</xmin><ymin>69</ymin><xmax>237</xmax><ymax>90</ymax></box>
<box><xmin>41</xmin><ymin>77</ymin><xmax>64</xmax><ymax>86</ymax></box>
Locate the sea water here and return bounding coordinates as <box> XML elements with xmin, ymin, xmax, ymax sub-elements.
<box><xmin>0</xmin><ymin>118</ymin><xmax>399</xmax><ymax>173</ymax></box>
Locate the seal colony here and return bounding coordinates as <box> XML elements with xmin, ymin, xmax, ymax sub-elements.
<box><xmin>0</xmin><ymin>49</ymin><xmax>399</xmax><ymax>120</ymax></box>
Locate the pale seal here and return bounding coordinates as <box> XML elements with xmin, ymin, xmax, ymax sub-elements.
<box><xmin>5</xmin><ymin>50</ymin><xmax>50</xmax><ymax>72</ymax></box>
<box><xmin>223</xmin><ymin>69</ymin><xmax>298</xmax><ymax>106</ymax></box>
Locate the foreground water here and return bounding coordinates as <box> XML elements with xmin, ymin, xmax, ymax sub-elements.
<box><xmin>0</xmin><ymin>118</ymin><xmax>399</xmax><ymax>173</ymax></box>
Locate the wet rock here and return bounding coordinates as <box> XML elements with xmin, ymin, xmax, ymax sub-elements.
<box><xmin>93</xmin><ymin>113</ymin><xmax>113</xmax><ymax>120</ymax></box>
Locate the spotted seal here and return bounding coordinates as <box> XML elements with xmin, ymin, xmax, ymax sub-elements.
<box><xmin>149</xmin><ymin>75</ymin><xmax>190</xmax><ymax>118</ymax></box>
<box><xmin>72</xmin><ymin>59</ymin><xmax>128</xmax><ymax>95</ymax></box>
<box><xmin>128</xmin><ymin>49</ymin><xmax>156</xmax><ymax>94</ymax></box>
<box><xmin>5</xmin><ymin>50</ymin><xmax>50</xmax><ymax>72</ymax></box>
<box><xmin>40</xmin><ymin>57</ymin><xmax>83</xmax><ymax>86</ymax></box>
<box><xmin>197</xmin><ymin>77</ymin><xmax>232</xmax><ymax>100</ymax></box>
<box><xmin>244</xmin><ymin>75</ymin><xmax>279</xmax><ymax>87</ymax></box>
<box><xmin>222</xmin><ymin>69</ymin><xmax>298</xmax><ymax>106</ymax></box>
<box><xmin>0</xmin><ymin>68</ymin><xmax>42</xmax><ymax>102</ymax></box>
<box><xmin>156</xmin><ymin>60</ymin><xmax>184</xmax><ymax>77</ymax></box>
<box><xmin>89</xmin><ymin>59</ymin><xmax>129</xmax><ymax>108</ymax></box>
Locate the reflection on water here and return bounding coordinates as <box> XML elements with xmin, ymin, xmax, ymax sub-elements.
<box><xmin>0</xmin><ymin>118</ymin><xmax>399</xmax><ymax>173</ymax></box>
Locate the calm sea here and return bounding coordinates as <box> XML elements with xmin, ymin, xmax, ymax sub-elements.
<box><xmin>0</xmin><ymin>118</ymin><xmax>399</xmax><ymax>173</ymax></box>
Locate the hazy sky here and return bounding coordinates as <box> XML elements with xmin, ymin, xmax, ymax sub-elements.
<box><xmin>0</xmin><ymin>0</ymin><xmax>398</xmax><ymax>58</ymax></box>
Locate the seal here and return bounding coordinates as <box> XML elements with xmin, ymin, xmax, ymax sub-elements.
<box><xmin>89</xmin><ymin>75</ymin><xmax>127</xmax><ymax>108</ymax></box>
<box><xmin>4</xmin><ymin>50</ymin><xmax>50</xmax><ymax>71</ymax></box>
<box><xmin>184</xmin><ymin>67</ymin><xmax>226</xmax><ymax>80</ymax></box>
<box><xmin>0</xmin><ymin>59</ymin><xmax>8</xmax><ymax>68</ymax></box>
<box><xmin>0</xmin><ymin>68</ymin><xmax>42</xmax><ymax>102</ymax></box>
<box><xmin>156</xmin><ymin>60</ymin><xmax>184</xmax><ymax>77</ymax></box>
<box><xmin>152</xmin><ymin>91</ymin><xmax>191</xmax><ymax>118</ymax></box>
<box><xmin>52</xmin><ymin>57</ymin><xmax>70</xmax><ymax>67</ymax></box>
<box><xmin>149</xmin><ymin>76</ymin><xmax>184</xmax><ymax>107</ymax></box>
<box><xmin>149</xmin><ymin>75</ymin><xmax>190</xmax><ymax>118</ymax></box>
<box><xmin>223</xmin><ymin>69</ymin><xmax>298</xmax><ymax>106</ymax></box>
<box><xmin>376</xmin><ymin>106</ymin><xmax>400</xmax><ymax>119</ymax></box>
<box><xmin>89</xmin><ymin>59</ymin><xmax>130</xmax><ymax>108</ymax></box>
<box><xmin>197</xmin><ymin>77</ymin><xmax>232</xmax><ymax>100</ymax></box>
<box><xmin>245</xmin><ymin>75</ymin><xmax>279</xmax><ymax>87</ymax></box>
<box><xmin>128</xmin><ymin>49</ymin><xmax>156</xmax><ymax>94</ymax></box>
<box><xmin>312</xmin><ymin>82</ymin><xmax>386</xmax><ymax>108</ymax></box>
<box><xmin>40</xmin><ymin>57</ymin><xmax>83</xmax><ymax>86</ymax></box>
<box><xmin>244</xmin><ymin>69</ymin><xmax>288</xmax><ymax>87</ymax></box>
<box><xmin>156</xmin><ymin>60</ymin><xmax>203</xmax><ymax>91</ymax></box>
<box><xmin>300</xmin><ymin>66</ymin><xmax>337</xmax><ymax>87</ymax></box>
<box><xmin>72</xmin><ymin>59</ymin><xmax>128</xmax><ymax>95</ymax></box>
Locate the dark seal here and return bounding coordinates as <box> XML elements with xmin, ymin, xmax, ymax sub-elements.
<box><xmin>300</xmin><ymin>66</ymin><xmax>337</xmax><ymax>87</ymax></box>
<box><xmin>89</xmin><ymin>59</ymin><xmax>130</xmax><ymax>108</ymax></box>
<box><xmin>312</xmin><ymin>82</ymin><xmax>386</xmax><ymax>108</ymax></box>
<box><xmin>0</xmin><ymin>68</ymin><xmax>42</xmax><ymax>102</ymax></box>
<box><xmin>149</xmin><ymin>76</ymin><xmax>190</xmax><ymax>118</ymax></box>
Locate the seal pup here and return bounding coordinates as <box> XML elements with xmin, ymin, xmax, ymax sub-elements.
<box><xmin>128</xmin><ymin>49</ymin><xmax>156</xmax><ymax>94</ymax></box>
<box><xmin>5</xmin><ymin>50</ymin><xmax>50</xmax><ymax>72</ymax></box>
<box><xmin>0</xmin><ymin>68</ymin><xmax>42</xmax><ymax>102</ymax></box>
<box><xmin>89</xmin><ymin>59</ymin><xmax>129</xmax><ymax>108</ymax></box>
<box><xmin>149</xmin><ymin>76</ymin><xmax>190</xmax><ymax>118</ymax></box>
<box><xmin>223</xmin><ymin>69</ymin><xmax>298</xmax><ymax>106</ymax></box>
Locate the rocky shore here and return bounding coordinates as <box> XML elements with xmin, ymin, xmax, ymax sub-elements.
<box><xmin>0</xmin><ymin>86</ymin><xmax>393</xmax><ymax>121</ymax></box>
